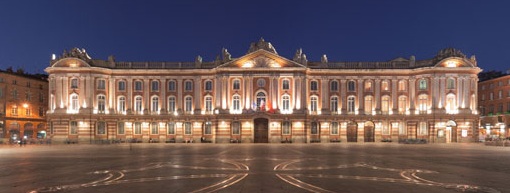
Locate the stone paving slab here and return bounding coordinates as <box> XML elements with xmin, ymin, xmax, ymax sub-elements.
<box><xmin>0</xmin><ymin>143</ymin><xmax>508</xmax><ymax>193</ymax></box>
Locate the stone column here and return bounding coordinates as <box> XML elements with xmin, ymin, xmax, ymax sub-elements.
<box><xmin>194</xmin><ymin>77</ymin><xmax>201</xmax><ymax>114</ymax></box>
<box><xmin>321</xmin><ymin>76</ymin><xmax>329</xmax><ymax>114</ymax></box>
<box><xmin>375</xmin><ymin>79</ymin><xmax>381</xmax><ymax>113</ymax></box>
<box><xmin>144</xmin><ymin>78</ymin><xmax>150</xmax><ymax>112</ymax></box>
<box><xmin>177</xmin><ymin>78</ymin><xmax>183</xmax><ymax>112</ymax></box>
<box><xmin>357</xmin><ymin>79</ymin><xmax>363</xmax><ymax>113</ymax></box>
<box><xmin>108</xmin><ymin>77</ymin><xmax>115</xmax><ymax>112</ymax></box>
<box><xmin>127</xmin><ymin>78</ymin><xmax>133</xmax><ymax>112</ymax></box>
<box><xmin>222</xmin><ymin>75</ymin><xmax>228</xmax><ymax>110</ymax></box>
<box><xmin>62</xmin><ymin>77</ymin><xmax>68</xmax><ymax>109</ymax></box>
<box><xmin>55</xmin><ymin>76</ymin><xmax>63</xmax><ymax>109</ymax></box>
<box><xmin>409</xmin><ymin>78</ymin><xmax>416</xmax><ymax>113</ymax></box>
<box><xmin>272</xmin><ymin>75</ymin><xmax>279</xmax><ymax>109</ymax></box>
<box><xmin>215</xmin><ymin>75</ymin><xmax>222</xmax><ymax>109</ymax></box>
<box><xmin>340</xmin><ymin>79</ymin><xmax>347</xmax><ymax>114</ymax></box>
<box><xmin>440</xmin><ymin>77</ymin><xmax>446</xmax><ymax>109</ymax></box>
<box><xmin>391</xmin><ymin>79</ymin><xmax>397</xmax><ymax>111</ymax></box>
<box><xmin>160</xmin><ymin>78</ymin><xmax>166</xmax><ymax>113</ymax></box>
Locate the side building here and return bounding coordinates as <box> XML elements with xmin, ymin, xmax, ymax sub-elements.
<box><xmin>478</xmin><ymin>73</ymin><xmax>510</xmax><ymax>140</ymax></box>
<box><xmin>0</xmin><ymin>69</ymin><xmax>49</xmax><ymax>143</ymax></box>
<box><xmin>45</xmin><ymin>39</ymin><xmax>481</xmax><ymax>144</ymax></box>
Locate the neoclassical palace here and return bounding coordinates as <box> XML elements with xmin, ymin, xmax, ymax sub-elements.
<box><xmin>45</xmin><ymin>39</ymin><xmax>481</xmax><ymax>143</ymax></box>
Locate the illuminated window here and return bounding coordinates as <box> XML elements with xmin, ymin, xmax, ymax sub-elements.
<box><xmin>446</xmin><ymin>94</ymin><xmax>456</xmax><ymax>113</ymax></box>
<box><xmin>204</xmin><ymin>122</ymin><xmax>212</xmax><ymax>135</ymax></box>
<box><xmin>185</xmin><ymin>96</ymin><xmax>193</xmax><ymax>112</ymax></box>
<box><xmin>256</xmin><ymin>92</ymin><xmax>266</xmax><ymax>110</ymax></box>
<box><xmin>310</xmin><ymin>80</ymin><xmax>318</xmax><ymax>91</ymax></box>
<box><xmin>38</xmin><ymin>107</ymin><xmax>44</xmax><ymax>116</ymax></box>
<box><xmin>233</xmin><ymin>79</ymin><xmax>241</xmax><ymax>90</ymax></box>
<box><xmin>499</xmin><ymin>90</ymin><xmax>503</xmax><ymax>99</ymax></box>
<box><xmin>168</xmin><ymin>96</ymin><xmax>176</xmax><ymax>112</ymax></box>
<box><xmin>168</xmin><ymin>80</ymin><xmax>176</xmax><ymax>91</ymax></box>
<box><xmin>97</xmin><ymin>121</ymin><xmax>106</xmax><ymax>135</ymax></box>
<box><xmin>167</xmin><ymin>122</ymin><xmax>175</xmax><ymax>134</ymax></box>
<box><xmin>70</xmin><ymin>121</ymin><xmax>78</xmax><ymax>134</ymax></box>
<box><xmin>232</xmin><ymin>121</ymin><xmax>240</xmax><ymax>135</ymax></box>
<box><xmin>364</xmin><ymin>95</ymin><xmax>373</xmax><ymax>114</ymax></box>
<box><xmin>25</xmin><ymin>108</ymin><xmax>31</xmax><ymax>116</ymax></box>
<box><xmin>398</xmin><ymin>80</ymin><xmax>406</xmax><ymax>91</ymax></box>
<box><xmin>184</xmin><ymin>122</ymin><xmax>192</xmax><ymax>135</ymax></box>
<box><xmin>71</xmin><ymin>78</ymin><xmax>78</xmax><ymax>89</ymax></box>
<box><xmin>282</xmin><ymin>79</ymin><xmax>290</xmax><ymax>90</ymax></box>
<box><xmin>348</xmin><ymin>81</ymin><xmax>356</xmax><ymax>91</ymax></box>
<box><xmin>347</xmin><ymin>96</ymin><xmax>355</xmax><ymax>114</ymax></box>
<box><xmin>365</xmin><ymin>81</ymin><xmax>372</xmax><ymax>92</ymax></box>
<box><xmin>382</xmin><ymin>122</ymin><xmax>390</xmax><ymax>135</ymax></box>
<box><xmin>311</xmin><ymin>122</ymin><xmax>318</xmax><ymax>135</ymax></box>
<box><xmin>134</xmin><ymin>81</ymin><xmax>143</xmax><ymax>91</ymax></box>
<box><xmin>330</xmin><ymin>80</ymin><xmax>338</xmax><ymax>91</ymax></box>
<box><xmin>151</xmin><ymin>122</ymin><xmax>159</xmax><ymax>134</ymax></box>
<box><xmin>310</xmin><ymin>96</ymin><xmax>318</xmax><ymax>113</ymax></box>
<box><xmin>185</xmin><ymin>80</ymin><xmax>193</xmax><ymax>91</ymax></box>
<box><xmin>233</xmin><ymin>95</ymin><xmax>241</xmax><ymax>112</ymax></box>
<box><xmin>419</xmin><ymin>122</ymin><xmax>427</xmax><ymax>135</ymax></box>
<box><xmin>330</xmin><ymin>96</ymin><xmax>338</xmax><ymax>113</ymax></box>
<box><xmin>70</xmin><ymin>94</ymin><xmax>79</xmax><ymax>112</ymax></box>
<box><xmin>151</xmin><ymin>80</ymin><xmax>159</xmax><ymax>91</ymax></box>
<box><xmin>9</xmin><ymin>105</ymin><xmax>15</xmax><ymax>116</ymax></box>
<box><xmin>97</xmin><ymin>95</ymin><xmax>105</xmax><ymax>113</ymax></box>
<box><xmin>282</xmin><ymin>121</ymin><xmax>291</xmax><ymax>135</ymax></box>
<box><xmin>134</xmin><ymin>122</ymin><xmax>142</xmax><ymax>135</ymax></box>
<box><xmin>398</xmin><ymin>96</ymin><xmax>407</xmax><ymax>114</ymax></box>
<box><xmin>134</xmin><ymin>96</ymin><xmax>143</xmax><ymax>113</ymax></box>
<box><xmin>381</xmin><ymin>81</ymin><xmax>389</xmax><ymax>91</ymax></box>
<box><xmin>205</xmin><ymin>80</ymin><xmax>213</xmax><ymax>91</ymax></box>
<box><xmin>418</xmin><ymin>94</ymin><xmax>428</xmax><ymax>113</ymax></box>
<box><xmin>398</xmin><ymin>122</ymin><xmax>406</xmax><ymax>135</ymax></box>
<box><xmin>419</xmin><ymin>79</ymin><xmax>427</xmax><ymax>90</ymax></box>
<box><xmin>117</xmin><ymin>122</ymin><xmax>125</xmax><ymax>135</ymax></box>
<box><xmin>490</xmin><ymin>92</ymin><xmax>494</xmax><ymax>100</ymax></box>
<box><xmin>205</xmin><ymin>96</ymin><xmax>213</xmax><ymax>112</ymax></box>
<box><xmin>381</xmin><ymin>95</ymin><xmax>390</xmax><ymax>114</ymax></box>
<box><xmin>97</xmin><ymin>79</ymin><xmax>106</xmax><ymax>90</ymax></box>
<box><xmin>151</xmin><ymin>96</ymin><xmax>159</xmax><ymax>112</ymax></box>
<box><xmin>330</xmin><ymin>122</ymin><xmax>339</xmax><ymax>135</ymax></box>
<box><xmin>282</xmin><ymin>95</ymin><xmax>290</xmax><ymax>112</ymax></box>
<box><xmin>118</xmin><ymin>96</ymin><xmax>126</xmax><ymax>113</ymax></box>
<box><xmin>118</xmin><ymin>81</ymin><xmax>126</xmax><ymax>91</ymax></box>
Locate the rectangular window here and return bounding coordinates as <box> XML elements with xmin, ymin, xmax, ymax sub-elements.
<box><xmin>39</xmin><ymin>93</ymin><xmax>44</xmax><ymax>103</ymax></box>
<box><xmin>97</xmin><ymin>80</ymin><xmax>106</xmax><ymax>90</ymax></box>
<box><xmin>185</xmin><ymin>81</ymin><xmax>193</xmax><ymax>91</ymax></box>
<box><xmin>118</xmin><ymin>122</ymin><xmax>125</xmax><ymax>135</ymax></box>
<box><xmin>204</xmin><ymin>122</ymin><xmax>212</xmax><ymax>135</ymax></box>
<box><xmin>311</xmin><ymin>122</ymin><xmax>318</xmax><ymax>135</ymax></box>
<box><xmin>39</xmin><ymin>107</ymin><xmax>44</xmax><ymax>117</ymax></box>
<box><xmin>135</xmin><ymin>81</ymin><xmax>142</xmax><ymax>91</ymax></box>
<box><xmin>0</xmin><ymin>87</ymin><xmax>3</xmax><ymax>98</ymax></box>
<box><xmin>232</xmin><ymin>121</ymin><xmax>240</xmax><ymax>135</ymax></box>
<box><xmin>398</xmin><ymin>122</ymin><xmax>405</xmax><ymax>135</ymax></box>
<box><xmin>184</xmin><ymin>122</ymin><xmax>192</xmax><ymax>135</ymax></box>
<box><xmin>118</xmin><ymin>81</ymin><xmax>126</xmax><ymax>91</ymax></box>
<box><xmin>310</xmin><ymin>81</ymin><xmax>318</xmax><ymax>91</ymax></box>
<box><xmin>134</xmin><ymin>122</ymin><xmax>142</xmax><ymax>135</ymax></box>
<box><xmin>167</xmin><ymin>122</ymin><xmax>175</xmax><ymax>134</ymax></box>
<box><xmin>233</xmin><ymin>80</ymin><xmax>240</xmax><ymax>90</ymax></box>
<box><xmin>382</xmin><ymin>123</ymin><xmax>390</xmax><ymax>135</ymax></box>
<box><xmin>168</xmin><ymin>81</ymin><xmax>176</xmax><ymax>91</ymax></box>
<box><xmin>151</xmin><ymin>122</ymin><xmax>159</xmax><ymax>134</ymax></box>
<box><xmin>71</xmin><ymin>79</ymin><xmax>78</xmax><ymax>89</ymax></box>
<box><xmin>151</xmin><ymin>81</ymin><xmax>159</xmax><ymax>91</ymax></box>
<box><xmin>419</xmin><ymin>122</ymin><xmax>427</xmax><ymax>135</ymax></box>
<box><xmin>11</xmin><ymin>106</ymin><xmax>18</xmax><ymax>116</ymax></box>
<box><xmin>70</xmin><ymin>121</ymin><xmax>78</xmax><ymax>134</ymax></box>
<box><xmin>282</xmin><ymin>121</ymin><xmax>291</xmax><ymax>135</ymax></box>
<box><xmin>330</xmin><ymin>122</ymin><xmax>339</xmax><ymax>135</ymax></box>
<box><xmin>97</xmin><ymin>122</ymin><xmax>106</xmax><ymax>135</ymax></box>
<box><xmin>25</xmin><ymin>108</ymin><xmax>31</xmax><ymax>116</ymax></box>
<box><xmin>282</xmin><ymin>80</ymin><xmax>290</xmax><ymax>90</ymax></box>
<box><xmin>205</xmin><ymin>81</ymin><xmax>212</xmax><ymax>91</ymax></box>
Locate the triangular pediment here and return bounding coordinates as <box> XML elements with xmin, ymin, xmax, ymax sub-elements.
<box><xmin>216</xmin><ymin>49</ymin><xmax>306</xmax><ymax>69</ymax></box>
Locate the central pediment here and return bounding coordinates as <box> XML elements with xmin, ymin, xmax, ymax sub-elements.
<box><xmin>217</xmin><ymin>49</ymin><xmax>306</xmax><ymax>69</ymax></box>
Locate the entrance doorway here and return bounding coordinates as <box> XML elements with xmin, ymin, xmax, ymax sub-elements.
<box><xmin>254</xmin><ymin>118</ymin><xmax>268</xmax><ymax>143</ymax></box>
<box><xmin>364</xmin><ymin>121</ymin><xmax>375</xmax><ymax>142</ymax></box>
<box><xmin>347</xmin><ymin>122</ymin><xmax>358</xmax><ymax>142</ymax></box>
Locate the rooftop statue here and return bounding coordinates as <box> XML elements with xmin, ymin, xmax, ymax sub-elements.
<box><xmin>247</xmin><ymin>38</ymin><xmax>278</xmax><ymax>55</ymax></box>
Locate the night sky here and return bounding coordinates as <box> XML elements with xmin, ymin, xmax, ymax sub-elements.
<box><xmin>0</xmin><ymin>0</ymin><xmax>509</xmax><ymax>74</ymax></box>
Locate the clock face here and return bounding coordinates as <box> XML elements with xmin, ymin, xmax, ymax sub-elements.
<box><xmin>257</xmin><ymin>79</ymin><xmax>266</xmax><ymax>87</ymax></box>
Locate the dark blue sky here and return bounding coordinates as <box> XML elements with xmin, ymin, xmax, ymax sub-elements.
<box><xmin>0</xmin><ymin>0</ymin><xmax>509</xmax><ymax>74</ymax></box>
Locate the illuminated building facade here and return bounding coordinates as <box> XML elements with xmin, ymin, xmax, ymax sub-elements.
<box><xmin>45</xmin><ymin>39</ymin><xmax>480</xmax><ymax>143</ymax></box>
<box><xmin>478</xmin><ymin>74</ymin><xmax>510</xmax><ymax>140</ymax></box>
<box><xmin>0</xmin><ymin>70</ymin><xmax>48</xmax><ymax>142</ymax></box>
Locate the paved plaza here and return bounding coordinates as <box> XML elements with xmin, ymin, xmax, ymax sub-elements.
<box><xmin>0</xmin><ymin>143</ymin><xmax>509</xmax><ymax>193</ymax></box>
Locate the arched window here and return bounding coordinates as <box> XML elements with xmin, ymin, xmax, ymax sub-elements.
<box><xmin>282</xmin><ymin>95</ymin><xmax>290</xmax><ymax>112</ymax></box>
<box><xmin>282</xmin><ymin>79</ymin><xmax>290</xmax><ymax>90</ymax></box>
<box><xmin>95</xmin><ymin>96</ymin><xmax>106</xmax><ymax>112</ymax></box>
<box><xmin>330</xmin><ymin>96</ymin><xmax>338</xmax><ymax>113</ymax></box>
<box><xmin>70</xmin><ymin>94</ymin><xmax>79</xmax><ymax>112</ymax></box>
<box><xmin>330</xmin><ymin>80</ymin><xmax>338</xmax><ymax>91</ymax></box>
<box><xmin>168</xmin><ymin>80</ymin><xmax>176</xmax><ymax>91</ymax></box>
<box><xmin>347</xmin><ymin>96</ymin><xmax>355</xmax><ymax>113</ymax></box>
<box><xmin>398</xmin><ymin>96</ymin><xmax>407</xmax><ymax>114</ymax></box>
<box><xmin>232</xmin><ymin>95</ymin><xmax>241</xmax><ymax>112</ymax></box>
<box><xmin>134</xmin><ymin>80</ymin><xmax>143</xmax><ymax>91</ymax></box>
<box><xmin>256</xmin><ymin>92</ymin><xmax>266</xmax><ymax>110</ymax></box>
<box><xmin>205</xmin><ymin>96</ymin><xmax>213</xmax><ymax>112</ymax></box>
<box><xmin>348</xmin><ymin>81</ymin><xmax>356</xmax><ymax>91</ymax></box>
<box><xmin>134</xmin><ymin>96</ymin><xmax>143</xmax><ymax>113</ymax></box>
<box><xmin>185</xmin><ymin>96</ymin><xmax>193</xmax><ymax>112</ymax></box>
<box><xmin>310</xmin><ymin>96</ymin><xmax>318</xmax><ymax>113</ymax></box>
<box><xmin>446</xmin><ymin>94</ymin><xmax>456</xmax><ymax>113</ymax></box>
<box><xmin>168</xmin><ymin>96</ymin><xmax>176</xmax><ymax>113</ymax></box>
<box><xmin>151</xmin><ymin>96</ymin><xmax>159</xmax><ymax>112</ymax></box>
<box><xmin>381</xmin><ymin>95</ymin><xmax>390</xmax><ymax>114</ymax></box>
<box><xmin>118</xmin><ymin>96</ymin><xmax>126</xmax><ymax>113</ymax></box>
<box><xmin>364</xmin><ymin>95</ymin><xmax>373</xmax><ymax>115</ymax></box>
<box><xmin>418</xmin><ymin>94</ymin><xmax>428</xmax><ymax>113</ymax></box>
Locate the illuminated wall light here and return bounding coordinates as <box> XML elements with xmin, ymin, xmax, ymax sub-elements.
<box><xmin>242</xmin><ymin>62</ymin><xmax>253</xmax><ymax>68</ymax></box>
<box><xmin>445</xmin><ymin>60</ymin><xmax>458</xmax><ymax>68</ymax></box>
<box><xmin>174</xmin><ymin>111</ymin><xmax>178</xmax><ymax>116</ymax></box>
